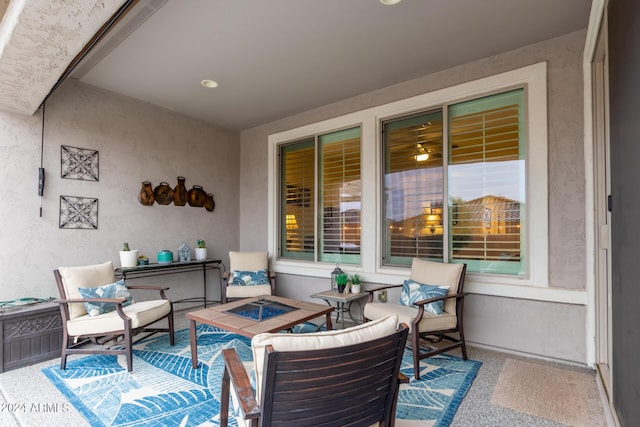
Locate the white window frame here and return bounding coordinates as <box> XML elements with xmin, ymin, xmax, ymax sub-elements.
<box><xmin>268</xmin><ymin>62</ymin><xmax>581</xmax><ymax>304</ymax></box>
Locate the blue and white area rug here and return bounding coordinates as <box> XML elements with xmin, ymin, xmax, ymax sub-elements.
<box><xmin>42</xmin><ymin>325</ymin><xmax>481</xmax><ymax>427</ymax></box>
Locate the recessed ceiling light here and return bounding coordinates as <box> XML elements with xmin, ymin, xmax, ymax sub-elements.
<box><xmin>380</xmin><ymin>0</ymin><xmax>402</xmax><ymax>5</ymax></box>
<box><xmin>201</xmin><ymin>79</ymin><xmax>218</xmax><ymax>88</ymax></box>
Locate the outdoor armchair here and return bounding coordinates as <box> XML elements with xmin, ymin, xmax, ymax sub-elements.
<box><xmin>363</xmin><ymin>258</ymin><xmax>467</xmax><ymax>379</ymax></box>
<box><xmin>220</xmin><ymin>314</ymin><xmax>408</xmax><ymax>427</ymax></box>
<box><xmin>54</xmin><ymin>261</ymin><xmax>174</xmax><ymax>372</ymax></box>
<box><xmin>221</xmin><ymin>251</ymin><xmax>276</xmax><ymax>303</ymax></box>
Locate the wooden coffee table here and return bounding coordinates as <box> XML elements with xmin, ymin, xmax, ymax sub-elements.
<box><xmin>186</xmin><ymin>295</ymin><xmax>334</xmax><ymax>368</ymax></box>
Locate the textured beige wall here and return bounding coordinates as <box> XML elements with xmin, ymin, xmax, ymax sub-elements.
<box><xmin>0</xmin><ymin>79</ymin><xmax>239</xmax><ymax>303</ymax></box>
<box><xmin>239</xmin><ymin>31</ymin><xmax>588</xmax><ymax>362</ymax></box>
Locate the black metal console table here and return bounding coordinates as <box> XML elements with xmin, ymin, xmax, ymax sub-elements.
<box><xmin>115</xmin><ymin>259</ymin><xmax>223</xmax><ymax>307</ymax></box>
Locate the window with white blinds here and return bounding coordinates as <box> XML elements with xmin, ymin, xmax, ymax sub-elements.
<box><xmin>319</xmin><ymin>127</ymin><xmax>361</xmax><ymax>264</ymax></box>
<box><xmin>279</xmin><ymin>127</ymin><xmax>361</xmax><ymax>265</ymax></box>
<box><xmin>448</xmin><ymin>89</ymin><xmax>524</xmax><ymax>275</ymax></box>
<box><xmin>272</xmin><ymin>63</ymin><xmax>547</xmax><ymax>286</ymax></box>
<box><xmin>382</xmin><ymin>89</ymin><xmax>525</xmax><ymax>276</ymax></box>
<box><xmin>383</xmin><ymin>111</ymin><xmax>444</xmax><ymax>266</ymax></box>
<box><xmin>280</xmin><ymin>139</ymin><xmax>315</xmax><ymax>260</ymax></box>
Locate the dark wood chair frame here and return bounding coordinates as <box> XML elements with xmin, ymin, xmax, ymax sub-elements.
<box><xmin>365</xmin><ymin>264</ymin><xmax>468</xmax><ymax>380</ymax></box>
<box><xmin>53</xmin><ymin>269</ymin><xmax>175</xmax><ymax>372</ymax></box>
<box><xmin>220</xmin><ymin>270</ymin><xmax>276</xmax><ymax>303</ymax></box>
<box><xmin>220</xmin><ymin>323</ymin><xmax>410</xmax><ymax>427</ymax></box>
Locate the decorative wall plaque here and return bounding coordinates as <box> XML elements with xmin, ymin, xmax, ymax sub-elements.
<box><xmin>61</xmin><ymin>145</ymin><xmax>99</xmax><ymax>181</ymax></box>
<box><xmin>59</xmin><ymin>196</ymin><xmax>98</xmax><ymax>229</ymax></box>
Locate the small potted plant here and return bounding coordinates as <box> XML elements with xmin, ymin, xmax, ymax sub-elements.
<box><xmin>119</xmin><ymin>242</ymin><xmax>139</xmax><ymax>268</ymax></box>
<box><xmin>336</xmin><ymin>272</ymin><xmax>348</xmax><ymax>293</ymax></box>
<box><xmin>349</xmin><ymin>274</ymin><xmax>362</xmax><ymax>293</ymax></box>
<box><xmin>195</xmin><ymin>239</ymin><xmax>207</xmax><ymax>261</ymax></box>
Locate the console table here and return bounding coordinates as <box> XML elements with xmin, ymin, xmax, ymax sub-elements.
<box><xmin>116</xmin><ymin>259</ymin><xmax>223</xmax><ymax>307</ymax></box>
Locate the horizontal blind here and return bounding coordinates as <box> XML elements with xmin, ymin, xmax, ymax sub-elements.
<box><xmin>448</xmin><ymin>89</ymin><xmax>524</xmax><ymax>274</ymax></box>
<box><xmin>281</xmin><ymin>139</ymin><xmax>315</xmax><ymax>259</ymax></box>
<box><xmin>319</xmin><ymin>127</ymin><xmax>361</xmax><ymax>263</ymax></box>
<box><xmin>383</xmin><ymin>111</ymin><xmax>444</xmax><ymax>266</ymax></box>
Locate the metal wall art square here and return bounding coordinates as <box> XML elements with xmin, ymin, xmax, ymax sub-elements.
<box><xmin>59</xmin><ymin>196</ymin><xmax>98</xmax><ymax>229</ymax></box>
<box><xmin>61</xmin><ymin>145</ymin><xmax>99</xmax><ymax>181</ymax></box>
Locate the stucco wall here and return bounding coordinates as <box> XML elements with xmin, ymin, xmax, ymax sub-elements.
<box><xmin>0</xmin><ymin>79</ymin><xmax>239</xmax><ymax>304</ymax></box>
<box><xmin>239</xmin><ymin>31</ymin><xmax>588</xmax><ymax>363</ymax></box>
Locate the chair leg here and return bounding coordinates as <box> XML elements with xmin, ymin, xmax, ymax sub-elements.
<box><xmin>124</xmin><ymin>323</ymin><xmax>133</xmax><ymax>372</ymax></box>
<box><xmin>60</xmin><ymin>330</ymin><xmax>70</xmax><ymax>370</ymax></box>
<box><xmin>412</xmin><ymin>327</ymin><xmax>420</xmax><ymax>380</ymax></box>
<box><xmin>168</xmin><ymin>309</ymin><xmax>175</xmax><ymax>346</ymax></box>
<box><xmin>458</xmin><ymin>327</ymin><xmax>468</xmax><ymax>360</ymax></box>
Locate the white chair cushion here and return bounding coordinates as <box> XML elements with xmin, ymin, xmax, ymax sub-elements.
<box><xmin>58</xmin><ymin>261</ymin><xmax>116</xmax><ymax>319</ymax></box>
<box><xmin>251</xmin><ymin>314</ymin><xmax>398</xmax><ymax>399</ymax></box>
<box><xmin>410</xmin><ymin>258</ymin><xmax>464</xmax><ymax>314</ymax></box>
<box><xmin>225</xmin><ymin>284</ymin><xmax>272</xmax><ymax>299</ymax></box>
<box><xmin>363</xmin><ymin>302</ymin><xmax>457</xmax><ymax>333</ymax></box>
<box><xmin>66</xmin><ymin>299</ymin><xmax>171</xmax><ymax>336</ymax></box>
<box><xmin>229</xmin><ymin>251</ymin><xmax>268</xmax><ymax>271</ymax></box>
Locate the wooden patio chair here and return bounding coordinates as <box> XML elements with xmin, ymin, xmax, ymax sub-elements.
<box><xmin>220</xmin><ymin>314</ymin><xmax>408</xmax><ymax>427</ymax></box>
<box><xmin>363</xmin><ymin>258</ymin><xmax>467</xmax><ymax>379</ymax></box>
<box><xmin>54</xmin><ymin>261</ymin><xmax>175</xmax><ymax>372</ymax></box>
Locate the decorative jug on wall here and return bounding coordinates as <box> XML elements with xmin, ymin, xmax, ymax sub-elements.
<box><xmin>205</xmin><ymin>193</ymin><xmax>215</xmax><ymax>212</ymax></box>
<box><xmin>173</xmin><ymin>176</ymin><xmax>187</xmax><ymax>206</ymax></box>
<box><xmin>138</xmin><ymin>181</ymin><xmax>155</xmax><ymax>206</ymax></box>
<box><xmin>187</xmin><ymin>185</ymin><xmax>206</xmax><ymax>207</ymax></box>
<box><xmin>154</xmin><ymin>182</ymin><xmax>174</xmax><ymax>205</ymax></box>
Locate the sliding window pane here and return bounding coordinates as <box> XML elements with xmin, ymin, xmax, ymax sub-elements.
<box><xmin>319</xmin><ymin>127</ymin><xmax>361</xmax><ymax>264</ymax></box>
<box><xmin>383</xmin><ymin>112</ymin><xmax>444</xmax><ymax>267</ymax></box>
<box><xmin>448</xmin><ymin>88</ymin><xmax>525</xmax><ymax>275</ymax></box>
<box><xmin>280</xmin><ymin>139</ymin><xmax>315</xmax><ymax>260</ymax></box>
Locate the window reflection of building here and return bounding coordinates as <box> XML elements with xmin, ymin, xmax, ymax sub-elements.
<box><xmin>451</xmin><ymin>195</ymin><xmax>521</xmax><ymax>262</ymax></box>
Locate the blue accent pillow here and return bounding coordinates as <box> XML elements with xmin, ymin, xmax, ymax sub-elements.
<box><xmin>399</xmin><ymin>279</ymin><xmax>449</xmax><ymax>315</ymax></box>
<box><xmin>78</xmin><ymin>279</ymin><xmax>133</xmax><ymax>317</ymax></box>
<box><xmin>229</xmin><ymin>269</ymin><xmax>270</xmax><ymax>286</ymax></box>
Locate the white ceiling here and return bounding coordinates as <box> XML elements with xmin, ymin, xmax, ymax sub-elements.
<box><xmin>70</xmin><ymin>0</ymin><xmax>592</xmax><ymax>131</ymax></box>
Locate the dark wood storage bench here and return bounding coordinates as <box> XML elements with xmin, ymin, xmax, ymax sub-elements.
<box><xmin>0</xmin><ymin>302</ymin><xmax>62</xmax><ymax>373</ymax></box>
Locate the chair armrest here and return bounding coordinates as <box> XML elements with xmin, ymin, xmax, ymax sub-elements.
<box><xmin>221</xmin><ymin>348</ymin><xmax>260</xmax><ymax>422</ymax></box>
<box><xmin>55</xmin><ymin>297</ymin><xmax>125</xmax><ymax>305</ymax></box>
<box><xmin>413</xmin><ymin>292</ymin><xmax>466</xmax><ymax>307</ymax></box>
<box><xmin>125</xmin><ymin>285</ymin><xmax>171</xmax><ymax>301</ymax></box>
<box><xmin>126</xmin><ymin>285</ymin><xmax>170</xmax><ymax>291</ymax></box>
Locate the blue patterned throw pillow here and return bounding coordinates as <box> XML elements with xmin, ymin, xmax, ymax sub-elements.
<box><xmin>229</xmin><ymin>269</ymin><xmax>270</xmax><ymax>286</ymax></box>
<box><xmin>399</xmin><ymin>279</ymin><xmax>449</xmax><ymax>315</ymax></box>
<box><xmin>78</xmin><ymin>279</ymin><xmax>133</xmax><ymax>317</ymax></box>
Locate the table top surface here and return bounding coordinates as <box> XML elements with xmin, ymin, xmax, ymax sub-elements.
<box><xmin>116</xmin><ymin>258</ymin><xmax>222</xmax><ymax>273</ymax></box>
<box><xmin>186</xmin><ymin>295</ymin><xmax>334</xmax><ymax>338</ymax></box>
<box><xmin>310</xmin><ymin>290</ymin><xmax>369</xmax><ymax>303</ymax></box>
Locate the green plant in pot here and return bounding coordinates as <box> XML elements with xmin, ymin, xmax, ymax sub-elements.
<box><xmin>350</xmin><ymin>273</ymin><xmax>362</xmax><ymax>293</ymax></box>
<box><xmin>336</xmin><ymin>273</ymin><xmax>348</xmax><ymax>293</ymax></box>
<box><xmin>195</xmin><ymin>239</ymin><xmax>207</xmax><ymax>261</ymax></box>
<box><xmin>119</xmin><ymin>242</ymin><xmax>139</xmax><ymax>268</ymax></box>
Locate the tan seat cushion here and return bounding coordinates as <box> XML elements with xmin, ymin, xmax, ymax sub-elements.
<box><xmin>225</xmin><ymin>284</ymin><xmax>272</xmax><ymax>299</ymax></box>
<box><xmin>58</xmin><ymin>261</ymin><xmax>116</xmax><ymax>319</ymax></box>
<box><xmin>251</xmin><ymin>314</ymin><xmax>398</xmax><ymax>399</ymax></box>
<box><xmin>364</xmin><ymin>302</ymin><xmax>457</xmax><ymax>333</ymax></box>
<box><xmin>66</xmin><ymin>299</ymin><xmax>171</xmax><ymax>336</ymax></box>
